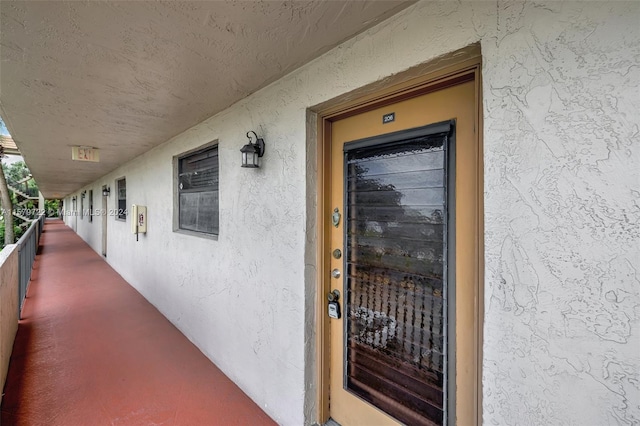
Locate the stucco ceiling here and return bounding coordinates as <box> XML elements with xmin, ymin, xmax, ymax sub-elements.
<box><xmin>0</xmin><ymin>1</ymin><xmax>413</xmax><ymax>198</ymax></box>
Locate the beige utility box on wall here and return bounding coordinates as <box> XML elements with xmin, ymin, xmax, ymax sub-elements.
<box><xmin>131</xmin><ymin>205</ymin><xmax>147</xmax><ymax>234</ymax></box>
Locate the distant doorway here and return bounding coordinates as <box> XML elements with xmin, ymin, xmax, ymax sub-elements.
<box><xmin>72</xmin><ymin>197</ymin><xmax>77</xmax><ymax>232</ymax></box>
<box><xmin>101</xmin><ymin>185</ymin><xmax>108</xmax><ymax>257</ymax></box>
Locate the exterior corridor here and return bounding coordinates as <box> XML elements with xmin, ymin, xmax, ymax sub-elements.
<box><xmin>1</xmin><ymin>220</ymin><xmax>276</xmax><ymax>425</ymax></box>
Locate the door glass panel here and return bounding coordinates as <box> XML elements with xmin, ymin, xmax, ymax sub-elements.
<box><xmin>344</xmin><ymin>131</ymin><xmax>449</xmax><ymax>425</ymax></box>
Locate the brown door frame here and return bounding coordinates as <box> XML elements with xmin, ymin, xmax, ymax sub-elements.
<box><xmin>315</xmin><ymin>56</ymin><xmax>484</xmax><ymax>425</ymax></box>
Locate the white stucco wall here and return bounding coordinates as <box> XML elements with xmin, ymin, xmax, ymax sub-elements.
<box><xmin>480</xmin><ymin>3</ymin><xmax>639</xmax><ymax>425</ymax></box>
<box><xmin>65</xmin><ymin>1</ymin><xmax>639</xmax><ymax>425</ymax></box>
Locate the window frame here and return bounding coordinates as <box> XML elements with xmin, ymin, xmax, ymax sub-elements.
<box><xmin>172</xmin><ymin>141</ymin><xmax>219</xmax><ymax>240</ymax></box>
<box><xmin>88</xmin><ymin>189</ymin><xmax>93</xmax><ymax>223</ymax></box>
<box><xmin>115</xmin><ymin>177</ymin><xmax>127</xmax><ymax>221</ymax></box>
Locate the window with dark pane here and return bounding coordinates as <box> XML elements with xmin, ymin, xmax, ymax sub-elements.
<box><xmin>89</xmin><ymin>190</ymin><xmax>93</xmax><ymax>222</ymax></box>
<box><xmin>178</xmin><ymin>145</ymin><xmax>219</xmax><ymax>235</ymax></box>
<box><xmin>344</xmin><ymin>131</ymin><xmax>449</xmax><ymax>425</ymax></box>
<box><xmin>116</xmin><ymin>178</ymin><xmax>126</xmax><ymax>220</ymax></box>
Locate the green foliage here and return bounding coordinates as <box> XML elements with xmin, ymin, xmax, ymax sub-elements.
<box><xmin>3</xmin><ymin>161</ymin><xmax>38</xmax><ymax>198</ymax></box>
<box><xmin>0</xmin><ymin>159</ymin><xmax>61</xmax><ymax>248</ymax></box>
<box><xmin>2</xmin><ymin>161</ymin><xmax>30</xmax><ymax>184</ymax></box>
<box><xmin>0</xmin><ymin>160</ymin><xmax>41</xmax><ymax>248</ymax></box>
<box><xmin>0</xmin><ymin>221</ymin><xmax>24</xmax><ymax>246</ymax></box>
<box><xmin>45</xmin><ymin>199</ymin><xmax>61</xmax><ymax>217</ymax></box>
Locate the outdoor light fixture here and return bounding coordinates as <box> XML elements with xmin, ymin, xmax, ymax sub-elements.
<box><xmin>240</xmin><ymin>131</ymin><xmax>265</xmax><ymax>168</ymax></box>
<box><xmin>81</xmin><ymin>191</ymin><xmax>86</xmax><ymax>199</ymax></box>
<box><xmin>102</xmin><ymin>187</ymin><xmax>110</xmax><ymax>197</ymax></box>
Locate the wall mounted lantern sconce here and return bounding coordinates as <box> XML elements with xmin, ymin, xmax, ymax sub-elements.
<box><xmin>72</xmin><ymin>196</ymin><xmax>77</xmax><ymax>202</ymax></box>
<box><xmin>240</xmin><ymin>131</ymin><xmax>265</xmax><ymax>168</ymax></box>
<box><xmin>81</xmin><ymin>191</ymin><xmax>86</xmax><ymax>199</ymax></box>
<box><xmin>102</xmin><ymin>187</ymin><xmax>111</xmax><ymax>197</ymax></box>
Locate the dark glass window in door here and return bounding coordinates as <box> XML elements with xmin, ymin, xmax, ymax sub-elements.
<box><xmin>344</xmin><ymin>126</ymin><xmax>451</xmax><ymax>425</ymax></box>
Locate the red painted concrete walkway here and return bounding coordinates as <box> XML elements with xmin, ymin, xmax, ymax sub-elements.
<box><xmin>1</xmin><ymin>220</ymin><xmax>276</xmax><ymax>426</ymax></box>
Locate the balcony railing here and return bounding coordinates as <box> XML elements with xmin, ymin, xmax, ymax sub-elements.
<box><xmin>1</xmin><ymin>213</ymin><xmax>43</xmax><ymax>395</ymax></box>
<box><xmin>15</xmin><ymin>213</ymin><xmax>45</xmax><ymax>318</ymax></box>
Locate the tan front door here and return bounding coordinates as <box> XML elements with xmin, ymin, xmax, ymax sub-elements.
<box><xmin>326</xmin><ymin>76</ymin><xmax>479</xmax><ymax>425</ymax></box>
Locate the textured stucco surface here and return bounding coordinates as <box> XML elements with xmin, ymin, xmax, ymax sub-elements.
<box><xmin>0</xmin><ymin>244</ymin><xmax>19</xmax><ymax>403</ymax></box>
<box><xmin>481</xmin><ymin>2</ymin><xmax>640</xmax><ymax>425</ymax></box>
<box><xmin>62</xmin><ymin>1</ymin><xmax>639</xmax><ymax>425</ymax></box>
<box><xmin>484</xmin><ymin>2</ymin><xmax>640</xmax><ymax>425</ymax></box>
<box><xmin>0</xmin><ymin>0</ymin><xmax>412</xmax><ymax>197</ymax></box>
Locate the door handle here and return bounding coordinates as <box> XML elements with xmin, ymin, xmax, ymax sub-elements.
<box><xmin>327</xmin><ymin>289</ymin><xmax>340</xmax><ymax>302</ymax></box>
